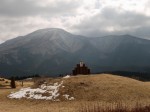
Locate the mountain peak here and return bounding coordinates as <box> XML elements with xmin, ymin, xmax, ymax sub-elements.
<box><xmin>40</xmin><ymin>28</ymin><xmax>66</xmax><ymax>31</ymax></box>
<box><xmin>25</xmin><ymin>28</ymin><xmax>73</xmax><ymax>40</ymax></box>
<box><xmin>32</xmin><ymin>28</ymin><xmax>69</xmax><ymax>35</ymax></box>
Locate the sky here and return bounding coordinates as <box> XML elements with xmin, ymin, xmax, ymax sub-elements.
<box><xmin>0</xmin><ymin>0</ymin><xmax>150</xmax><ymax>43</ymax></box>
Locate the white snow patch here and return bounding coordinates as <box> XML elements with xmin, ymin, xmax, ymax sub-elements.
<box><xmin>69</xmin><ymin>97</ymin><xmax>75</xmax><ymax>100</ymax></box>
<box><xmin>25</xmin><ymin>78</ymin><xmax>32</xmax><ymax>80</ymax></box>
<box><xmin>63</xmin><ymin>75</ymin><xmax>70</xmax><ymax>79</ymax></box>
<box><xmin>63</xmin><ymin>94</ymin><xmax>69</xmax><ymax>99</ymax></box>
<box><xmin>8</xmin><ymin>81</ymin><xmax>75</xmax><ymax>101</ymax></box>
<box><xmin>63</xmin><ymin>94</ymin><xmax>75</xmax><ymax>100</ymax></box>
<box><xmin>8</xmin><ymin>81</ymin><xmax>63</xmax><ymax>101</ymax></box>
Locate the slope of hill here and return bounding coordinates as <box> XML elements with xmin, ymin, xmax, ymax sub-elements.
<box><xmin>0</xmin><ymin>77</ymin><xmax>10</xmax><ymax>87</ymax></box>
<box><xmin>0</xmin><ymin>28</ymin><xmax>150</xmax><ymax>77</ymax></box>
<box><xmin>1</xmin><ymin>74</ymin><xmax>150</xmax><ymax>112</ymax></box>
<box><xmin>59</xmin><ymin>74</ymin><xmax>150</xmax><ymax>102</ymax></box>
<box><xmin>7</xmin><ymin>74</ymin><xmax>150</xmax><ymax>103</ymax></box>
<box><xmin>0</xmin><ymin>77</ymin><xmax>33</xmax><ymax>88</ymax></box>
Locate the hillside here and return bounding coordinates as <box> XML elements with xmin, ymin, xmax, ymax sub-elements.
<box><xmin>8</xmin><ymin>74</ymin><xmax>150</xmax><ymax>103</ymax></box>
<box><xmin>0</xmin><ymin>77</ymin><xmax>10</xmax><ymax>87</ymax></box>
<box><xmin>0</xmin><ymin>28</ymin><xmax>150</xmax><ymax>77</ymax></box>
<box><xmin>1</xmin><ymin>74</ymin><xmax>150</xmax><ymax>112</ymax></box>
<box><xmin>0</xmin><ymin>77</ymin><xmax>33</xmax><ymax>88</ymax></box>
<box><xmin>53</xmin><ymin>74</ymin><xmax>150</xmax><ymax>102</ymax></box>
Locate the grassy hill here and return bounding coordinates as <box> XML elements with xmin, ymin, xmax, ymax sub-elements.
<box><xmin>51</xmin><ymin>74</ymin><xmax>150</xmax><ymax>103</ymax></box>
<box><xmin>0</xmin><ymin>74</ymin><xmax>150</xmax><ymax>112</ymax></box>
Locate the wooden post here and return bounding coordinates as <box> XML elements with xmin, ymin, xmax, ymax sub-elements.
<box><xmin>21</xmin><ymin>81</ymin><xmax>23</xmax><ymax>87</ymax></box>
<box><xmin>10</xmin><ymin>77</ymin><xmax>16</xmax><ymax>88</ymax></box>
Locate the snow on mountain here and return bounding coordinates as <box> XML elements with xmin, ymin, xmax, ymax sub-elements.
<box><xmin>0</xmin><ymin>28</ymin><xmax>150</xmax><ymax>76</ymax></box>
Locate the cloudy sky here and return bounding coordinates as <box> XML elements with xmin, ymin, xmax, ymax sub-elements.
<box><xmin>0</xmin><ymin>0</ymin><xmax>150</xmax><ymax>43</ymax></box>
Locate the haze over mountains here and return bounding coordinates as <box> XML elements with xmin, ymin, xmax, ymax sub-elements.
<box><xmin>0</xmin><ymin>28</ymin><xmax>150</xmax><ymax>77</ymax></box>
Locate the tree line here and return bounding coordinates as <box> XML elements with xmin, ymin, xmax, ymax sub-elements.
<box><xmin>8</xmin><ymin>74</ymin><xmax>40</xmax><ymax>80</ymax></box>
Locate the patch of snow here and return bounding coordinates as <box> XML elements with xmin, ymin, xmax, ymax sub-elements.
<box><xmin>63</xmin><ymin>94</ymin><xmax>75</xmax><ymax>100</ymax></box>
<box><xmin>8</xmin><ymin>81</ymin><xmax>63</xmax><ymax>101</ymax></box>
<box><xmin>63</xmin><ymin>94</ymin><xmax>69</xmax><ymax>99</ymax></box>
<box><xmin>25</xmin><ymin>78</ymin><xmax>32</xmax><ymax>80</ymax></box>
<box><xmin>69</xmin><ymin>97</ymin><xmax>75</xmax><ymax>100</ymax></box>
<box><xmin>8</xmin><ymin>81</ymin><xmax>75</xmax><ymax>101</ymax></box>
<box><xmin>63</xmin><ymin>75</ymin><xmax>70</xmax><ymax>79</ymax></box>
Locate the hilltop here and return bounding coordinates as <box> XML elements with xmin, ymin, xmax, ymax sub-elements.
<box><xmin>50</xmin><ymin>74</ymin><xmax>150</xmax><ymax>102</ymax></box>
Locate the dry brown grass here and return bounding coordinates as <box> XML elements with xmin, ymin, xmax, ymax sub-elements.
<box><xmin>0</xmin><ymin>78</ymin><xmax>11</xmax><ymax>87</ymax></box>
<box><xmin>0</xmin><ymin>74</ymin><xmax>150</xmax><ymax>112</ymax></box>
<box><xmin>50</xmin><ymin>74</ymin><xmax>150</xmax><ymax>103</ymax></box>
<box><xmin>79</xmin><ymin>102</ymin><xmax>150</xmax><ymax>112</ymax></box>
<box><xmin>0</xmin><ymin>77</ymin><xmax>34</xmax><ymax>88</ymax></box>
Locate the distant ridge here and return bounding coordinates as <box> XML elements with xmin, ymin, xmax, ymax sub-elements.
<box><xmin>0</xmin><ymin>28</ymin><xmax>150</xmax><ymax>77</ymax></box>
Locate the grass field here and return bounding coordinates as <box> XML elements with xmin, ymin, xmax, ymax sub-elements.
<box><xmin>0</xmin><ymin>74</ymin><xmax>150</xmax><ymax>112</ymax></box>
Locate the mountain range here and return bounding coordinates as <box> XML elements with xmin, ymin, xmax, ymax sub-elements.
<box><xmin>0</xmin><ymin>28</ymin><xmax>150</xmax><ymax>77</ymax></box>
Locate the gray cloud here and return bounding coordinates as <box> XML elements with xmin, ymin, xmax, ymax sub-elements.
<box><xmin>0</xmin><ymin>0</ymin><xmax>82</xmax><ymax>43</ymax></box>
<box><xmin>0</xmin><ymin>0</ymin><xmax>80</xmax><ymax>17</ymax></box>
<box><xmin>0</xmin><ymin>0</ymin><xmax>150</xmax><ymax>43</ymax></box>
<box><xmin>72</xmin><ymin>7</ymin><xmax>150</xmax><ymax>38</ymax></box>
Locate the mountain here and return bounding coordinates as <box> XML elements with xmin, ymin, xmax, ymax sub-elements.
<box><xmin>0</xmin><ymin>28</ymin><xmax>150</xmax><ymax>77</ymax></box>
